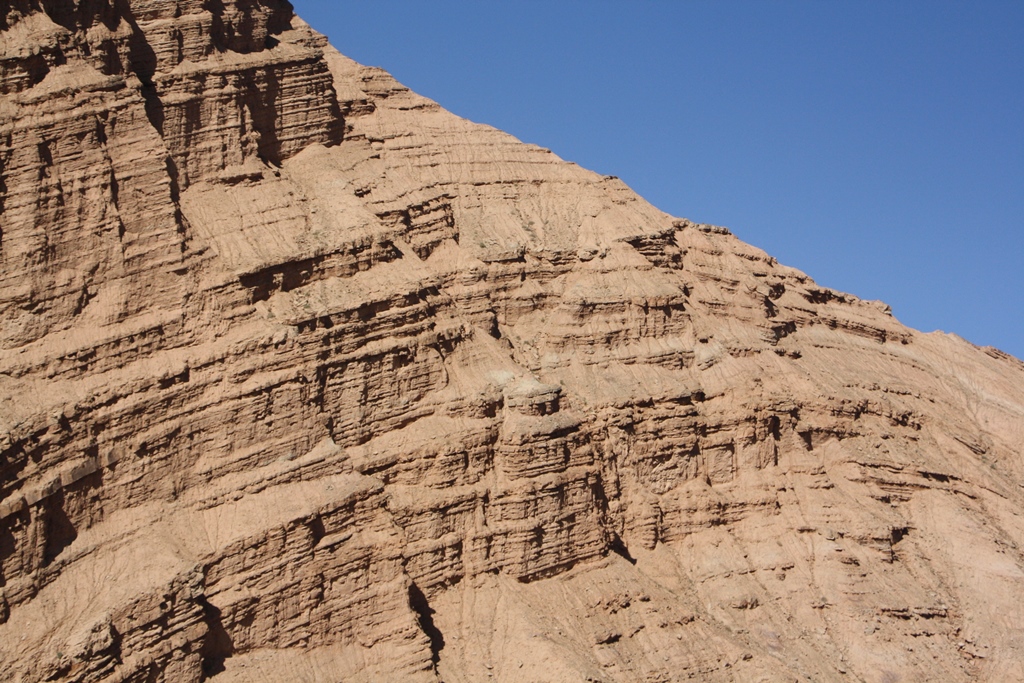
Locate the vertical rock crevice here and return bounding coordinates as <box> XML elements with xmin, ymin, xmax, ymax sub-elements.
<box><xmin>408</xmin><ymin>581</ymin><xmax>445</xmax><ymax>668</ymax></box>
<box><xmin>197</xmin><ymin>595</ymin><xmax>234</xmax><ymax>679</ymax></box>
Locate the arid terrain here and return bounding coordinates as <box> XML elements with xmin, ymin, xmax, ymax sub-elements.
<box><xmin>2</xmin><ymin>2</ymin><xmax>1024</xmax><ymax>681</ymax></box>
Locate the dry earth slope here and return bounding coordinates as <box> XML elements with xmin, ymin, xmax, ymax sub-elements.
<box><xmin>1</xmin><ymin>2</ymin><xmax>1023</xmax><ymax>682</ymax></box>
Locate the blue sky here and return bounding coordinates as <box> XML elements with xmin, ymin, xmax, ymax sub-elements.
<box><xmin>294</xmin><ymin>1</ymin><xmax>1024</xmax><ymax>359</ymax></box>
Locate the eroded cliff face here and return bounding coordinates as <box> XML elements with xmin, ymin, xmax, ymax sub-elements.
<box><xmin>2</xmin><ymin>2</ymin><xmax>1024</xmax><ymax>682</ymax></box>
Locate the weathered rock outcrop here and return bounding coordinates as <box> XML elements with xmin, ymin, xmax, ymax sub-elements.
<box><xmin>2</xmin><ymin>2</ymin><xmax>1024</xmax><ymax>681</ymax></box>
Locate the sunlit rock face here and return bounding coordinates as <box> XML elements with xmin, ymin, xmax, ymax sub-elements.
<box><xmin>2</xmin><ymin>2</ymin><xmax>1024</xmax><ymax>681</ymax></box>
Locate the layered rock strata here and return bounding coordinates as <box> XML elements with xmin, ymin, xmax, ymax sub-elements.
<box><xmin>2</xmin><ymin>2</ymin><xmax>1024</xmax><ymax>681</ymax></box>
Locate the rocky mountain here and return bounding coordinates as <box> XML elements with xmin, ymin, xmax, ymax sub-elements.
<box><xmin>1</xmin><ymin>2</ymin><xmax>1023</xmax><ymax>681</ymax></box>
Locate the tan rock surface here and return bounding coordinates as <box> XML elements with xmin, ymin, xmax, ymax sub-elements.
<box><xmin>2</xmin><ymin>2</ymin><xmax>1024</xmax><ymax>681</ymax></box>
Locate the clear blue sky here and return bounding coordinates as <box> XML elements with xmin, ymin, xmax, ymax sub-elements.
<box><xmin>294</xmin><ymin>1</ymin><xmax>1024</xmax><ymax>359</ymax></box>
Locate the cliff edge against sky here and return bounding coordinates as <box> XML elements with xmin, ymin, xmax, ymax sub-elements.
<box><xmin>2</xmin><ymin>2</ymin><xmax>1024</xmax><ymax>681</ymax></box>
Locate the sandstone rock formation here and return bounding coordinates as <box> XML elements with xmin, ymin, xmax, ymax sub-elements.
<box><xmin>2</xmin><ymin>2</ymin><xmax>1024</xmax><ymax>681</ymax></box>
